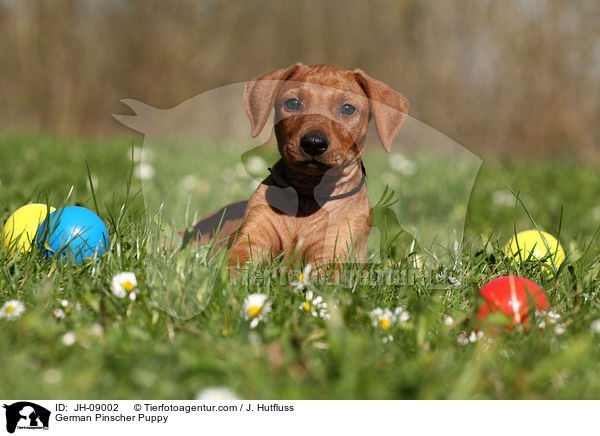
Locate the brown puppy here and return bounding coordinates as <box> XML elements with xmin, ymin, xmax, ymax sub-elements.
<box><xmin>223</xmin><ymin>64</ymin><xmax>409</xmax><ymax>267</ymax></box>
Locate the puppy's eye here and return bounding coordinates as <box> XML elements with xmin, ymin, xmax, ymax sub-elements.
<box><xmin>285</xmin><ymin>98</ymin><xmax>301</xmax><ymax>111</ymax></box>
<box><xmin>340</xmin><ymin>103</ymin><xmax>356</xmax><ymax>116</ymax></box>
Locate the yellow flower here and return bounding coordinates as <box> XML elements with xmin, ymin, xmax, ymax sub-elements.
<box><xmin>380</xmin><ymin>319</ymin><xmax>391</xmax><ymax>330</ymax></box>
<box><xmin>247</xmin><ymin>305</ymin><xmax>262</xmax><ymax>318</ymax></box>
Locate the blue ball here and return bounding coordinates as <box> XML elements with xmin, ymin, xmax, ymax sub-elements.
<box><xmin>37</xmin><ymin>206</ymin><xmax>109</xmax><ymax>264</ymax></box>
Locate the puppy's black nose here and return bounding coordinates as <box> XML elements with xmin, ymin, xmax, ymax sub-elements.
<box><xmin>300</xmin><ymin>132</ymin><xmax>329</xmax><ymax>156</ymax></box>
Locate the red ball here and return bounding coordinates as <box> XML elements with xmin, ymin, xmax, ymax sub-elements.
<box><xmin>477</xmin><ymin>276</ymin><xmax>549</xmax><ymax>329</ymax></box>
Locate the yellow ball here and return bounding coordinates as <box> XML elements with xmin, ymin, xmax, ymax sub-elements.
<box><xmin>504</xmin><ymin>230</ymin><xmax>565</xmax><ymax>271</ymax></box>
<box><xmin>2</xmin><ymin>204</ymin><xmax>56</xmax><ymax>256</ymax></box>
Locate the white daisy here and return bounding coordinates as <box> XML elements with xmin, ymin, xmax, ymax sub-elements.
<box><xmin>129</xmin><ymin>146</ymin><xmax>154</xmax><ymax>163</ymax></box>
<box><xmin>58</xmin><ymin>299</ymin><xmax>74</xmax><ymax>315</ymax></box>
<box><xmin>299</xmin><ymin>290</ymin><xmax>330</xmax><ymax>319</ymax></box>
<box><xmin>369</xmin><ymin>306</ymin><xmax>410</xmax><ymax>331</ymax></box>
<box><xmin>456</xmin><ymin>332</ymin><xmax>469</xmax><ymax>346</ymax></box>
<box><xmin>0</xmin><ymin>300</ymin><xmax>25</xmax><ymax>320</ymax></box>
<box><xmin>243</xmin><ymin>293</ymin><xmax>271</xmax><ymax>329</ymax></box>
<box><xmin>457</xmin><ymin>330</ymin><xmax>484</xmax><ymax>346</ymax></box>
<box><xmin>591</xmin><ymin>319</ymin><xmax>600</xmax><ymax>334</ymax></box>
<box><xmin>396</xmin><ymin>307</ymin><xmax>410</xmax><ymax>322</ymax></box>
<box><xmin>537</xmin><ymin>311</ymin><xmax>561</xmax><ymax>329</ymax></box>
<box><xmin>292</xmin><ymin>264</ymin><xmax>312</xmax><ymax>292</ymax></box>
<box><xmin>62</xmin><ymin>331</ymin><xmax>76</xmax><ymax>346</ymax></box>
<box><xmin>195</xmin><ymin>386</ymin><xmax>240</xmax><ymax>400</ymax></box>
<box><xmin>111</xmin><ymin>272</ymin><xmax>138</xmax><ymax>299</ymax></box>
<box><xmin>469</xmin><ymin>331</ymin><xmax>484</xmax><ymax>342</ymax></box>
<box><xmin>134</xmin><ymin>163</ymin><xmax>156</xmax><ymax>181</ymax></box>
<box><xmin>53</xmin><ymin>309</ymin><xmax>66</xmax><ymax>319</ymax></box>
<box><xmin>246</xmin><ymin>156</ymin><xmax>267</xmax><ymax>175</ymax></box>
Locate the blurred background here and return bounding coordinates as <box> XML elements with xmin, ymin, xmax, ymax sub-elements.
<box><xmin>1</xmin><ymin>0</ymin><xmax>599</xmax><ymax>161</ymax></box>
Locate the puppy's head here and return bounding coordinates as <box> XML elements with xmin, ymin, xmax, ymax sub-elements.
<box><xmin>244</xmin><ymin>63</ymin><xmax>409</xmax><ymax>175</ymax></box>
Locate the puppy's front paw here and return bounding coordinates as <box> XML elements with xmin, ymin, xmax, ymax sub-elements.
<box><xmin>228</xmin><ymin>243</ymin><xmax>253</xmax><ymax>268</ymax></box>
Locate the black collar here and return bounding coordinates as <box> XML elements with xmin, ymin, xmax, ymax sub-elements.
<box><xmin>268</xmin><ymin>162</ymin><xmax>367</xmax><ymax>203</ymax></box>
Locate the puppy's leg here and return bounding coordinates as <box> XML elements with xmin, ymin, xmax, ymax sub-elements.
<box><xmin>181</xmin><ymin>200</ymin><xmax>248</xmax><ymax>248</ymax></box>
<box><xmin>228</xmin><ymin>204</ymin><xmax>282</xmax><ymax>266</ymax></box>
<box><xmin>307</xmin><ymin>214</ymin><xmax>371</xmax><ymax>267</ymax></box>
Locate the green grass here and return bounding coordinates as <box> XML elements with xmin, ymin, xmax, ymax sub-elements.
<box><xmin>2</xmin><ymin>131</ymin><xmax>600</xmax><ymax>399</ymax></box>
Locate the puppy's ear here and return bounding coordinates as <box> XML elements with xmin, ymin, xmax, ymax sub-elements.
<box><xmin>244</xmin><ymin>63</ymin><xmax>303</xmax><ymax>137</ymax></box>
<box><xmin>354</xmin><ymin>69</ymin><xmax>409</xmax><ymax>152</ymax></box>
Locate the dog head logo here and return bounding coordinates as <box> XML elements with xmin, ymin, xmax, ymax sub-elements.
<box><xmin>3</xmin><ymin>402</ymin><xmax>50</xmax><ymax>434</ymax></box>
<box><xmin>113</xmin><ymin>64</ymin><xmax>481</xmax><ymax>310</ymax></box>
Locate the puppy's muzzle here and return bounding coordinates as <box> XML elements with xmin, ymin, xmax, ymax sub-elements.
<box><xmin>300</xmin><ymin>131</ymin><xmax>329</xmax><ymax>156</ymax></box>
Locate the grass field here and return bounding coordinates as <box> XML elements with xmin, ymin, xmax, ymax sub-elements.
<box><xmin>2</xmin><ymin>132</ymin><xmax>600</xmax><ymax>399</ymax></box>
